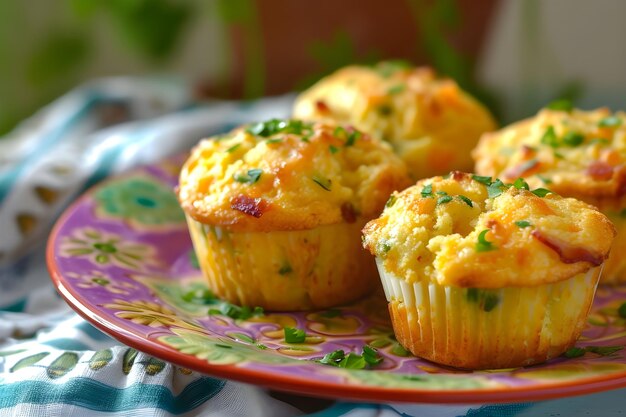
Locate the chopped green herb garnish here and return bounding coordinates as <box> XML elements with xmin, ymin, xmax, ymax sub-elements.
<box><xmin>377</xmin><ymin>104</ymin><xmax>393</xmax><ymax>116</ymax></box>
<box><xmin>390</xmin><ymin>344</ymin><xmax>411</xmax><ymax>356</ymax></box>
<box><xmin>234</xmin><ymin>168</ymin><xmax>263</xmax><ymax>184</ymax></box>
<box><xmin>387</xmin><ymin>84</ymin><xmax>406</xmax><ymax>95</ymax></box>
<box><xmin>587</xmin><ymin>345</ymin><xmax>623</xmax><ymax>356</ymax></box>
<box><xmin>329</xmin><ymin>145</ymin><xmax>339</xmax><ymax>154</ymax></box>
<box><xmin>182</xmin><ymin>288</ymin><xmax>215</xmax><ymax>305</ymax></box>
<box><xmin>380</xmin><ymin>242</ymin><xmax>392</xmax><ymax>253</ymax></box>
<box><xmin>385</xmin><ymin>194</ymin><xmax>397</xmax><ymax>208</ymax></box>
<box><xmin>421</xmin><ymin>184</ymin><xmax>433</xmax><ymax>197</ymax></box>
<box><xmin>513</xmin><ymin>178</ymin><xmax>530</xmax><ymax>190</ymax></box>
<box><xmin>531</xmin><ymin>188</ymin><xmax>553</xmax><ymax>197</ymax></box>
<box><xmin>210</xmin><ymin>303</ymin><xmax>264</xmax><ymax>320</ymax></box>
<box><xmin>458</xmin><ymin>195</ymin><xmax>473</xmax><ymax>207</ymax></box>
<box><xmin>618</xmin><ymin>302</ymin><xmax>626</xmax><ymax>318</ymax></box>
<box><xmin>547</xmin><ymin>99</ymin><xmax>573</xmax><ymax>112</ymax></box>
<box><xmin>541</xmin><ymin>126</ymin><xmax>559</xmax><ymax>147</ymax></box>
<box><xmin>246</xmin><ymin>119</ymin><xmax>312</xmax><ymax>137</ymax></box>
<box><xmin>564</xmin><ymin>347</ymin><xmax>586</xmax><ymax>358</ymax></box>
<box><xmin>476</xmin><ymin>229</ymin><xmax>496</xmax><ymax>252</ymax></box>
<box><xmin>562</xmin><ymin>131</ymin><xmax>584</xmax><ymax>147</ymax></box>
<box><xmin>487</xmin><ymin>179</ymin><xmax>509</xmax><ymax>198</ymax></box>
<box><xmin>317</xmin><ymin>347</ymin><xmax>383</xmax><ymax>369</ymax></box>
<box><xmin>467</xmin><ymin>288</ymin><xmax>500</xmax><ymax>312</ymax></box>
<box><xmin>599</xmin><ymin>116</ymin><xmax>622</xmax><ymax>128</ymax></box>
<box><xmin>437</xmin><ymin>195</ymin><xmax>453</xmax><ymax>205</ymax></box>
<box><xmin>553</xmin><ymin>150</ymin><xmax>564</xmax><ymax>159</ymax></box>
<box><xmin>226</xmin><ymin>143</ymin><xmax>241</xmax><ymax>153</ymax></box>
<box><xmin>312</xmin><ymin>175</ymin><xmax>332</xmax><ymax>191</ymax></box>
<box><xmin>284</xmin><ymin>327</ymin><xmax>306</xmax><ymax>343</ymax></box>
<box><xmin>515</xmin><ymin>220</ymin><xmax>532</xmax><ymax>228</ymax></box>
<box><xmin>265</xmin><ymin>138</ymin><xmax>283</xmax><ymax>144</ymax></box>
<box><xmin>278</xmin><ymin>263</ymin><xmax>293</xmax><ymax>275</ymax></box>
<box><xmin>320</xmin><ymin>309</ymin><xmax>342</xmax><ymax>318</ymax></box>
<box><xmin>472</xmin><ymin>175</ymin><xmax>493</xmax><ymax>186</ymax></box>
<box><xmin>345</xmin><ymin>130</ymin><xmax>361</xmax><ymax>147</ymax></box>
<box><xmin>435</xmin><ymin>191</ymin><xmax>448</xmax><ymax>195</ymax></box>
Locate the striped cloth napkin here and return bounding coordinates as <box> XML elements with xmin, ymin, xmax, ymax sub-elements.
<box><xmin>0</xmin><ymin>77</ymin><xmax>624</xmax><ymax>416</ymax></box>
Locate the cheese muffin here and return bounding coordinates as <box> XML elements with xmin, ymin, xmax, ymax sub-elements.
<box><xmin>293</xmin><ymin>62</ymin><xmax>497</xmax><ymax>180</ymax></box>
<box><xmin>362</xmin><ymin>172</ymin><xmax>615</xmax><ymax>369</ymax></box>
<box><xmin>178</xmin><ymin>119</ymin><xmax>411</xmax><ymax>311</ymax></box>
<box><xmin>473</xmin><ymin>107</ymin><xmax>626</xmax><ymax>284</ymax></box>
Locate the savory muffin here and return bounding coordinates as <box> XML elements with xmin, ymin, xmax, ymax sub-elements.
<box><xmin>293</xmin><ymin>62</ymin><xmax>497</xmax><ymax>180</ymax></box>
<box><xmin>362</xmin><ymin>172</ymin><xmax>615</xmax><ymax>369</ymax></box>
<box><xmin>178</xmin><ymin>119</ymin><xmax>411</xmax><ymax>311</ymax></box>
<box><xmin>473</xmin><ymin>107</ymin><xmax>626</xmax><ymax>284</ymax></box>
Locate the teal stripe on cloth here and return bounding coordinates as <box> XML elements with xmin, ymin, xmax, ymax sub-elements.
<box><xmin>0</xmin><ymin>376</ymin><xmax>225</xmax><ymax>414</ymax></box>
<box><xmin>40</xmin><ymin>339</ymin><xmax>90</xmax><ymax>351</ymax></box>
<box><xmin>75</xmin><ymin>322</ymin><xmax>111</xmax><ymax>341</ymax></box>
<box><xmin>0</xmin><ymin>93</ymin><xmax>100</xmax><ymax>205</ymax></box>
<box><xmin>0</xmin><ymin>297</ymin><xmax>27</xmax><ymax>312</ymax></box>
<box><xmin>462</xmin><ymin>403</ymin><xmax>533</xmax><ymax>416</ymax></box>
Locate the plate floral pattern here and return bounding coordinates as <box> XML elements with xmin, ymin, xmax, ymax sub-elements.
<box><xmin>47</xmin><ymin>156</ymin><xmax>626</xmax><ymax>403</ymax></box>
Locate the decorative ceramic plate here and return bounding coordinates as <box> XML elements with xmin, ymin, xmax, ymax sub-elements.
<box><xmin>47</xmin><ymin>156</ymin><xmax>626</xmax><ymax>404</ymax></box>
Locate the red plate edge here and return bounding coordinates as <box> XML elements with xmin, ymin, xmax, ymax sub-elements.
<box><xmin>45</xmin><ymin>193</ymin><xmax>626</xmax><ymax>405</ymax></box>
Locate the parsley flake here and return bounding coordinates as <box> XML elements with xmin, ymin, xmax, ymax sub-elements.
<box><xmin>531</xmin><ymin>188</ymin><xmax>553</xmax><ymax>197</ymax></box>
<box><xmin>471</xmin><ymin>175</ymin><xmax>493</xmax><ymax>186</ymax></box>
<box><xmin>476</xmin><ymin>229</ymin><xmax>496</xmax><ymax>252</ymax></box>
<box><xmin>458</xmin><ymin>195</ymin><xmax>473</xmax><ymax>207</ymax></box>
<box><xmin>421</xmin><ymin>184</ymin><xmax>433</xmax><ymax>197</ymax></box>
<box><xmin>513</xmin><ymin>178</ymin><xmax>530</xmax><ymax>190</ymax></box>
<box><xmin>541</xmin><ymin>126</ymin><xmax>559</xmax><ymax>147</ymax></box>
<box><xmin>437</xmin><ymin>195</ymin><xmax>453</xmax><ymax>205</ymax></box>
<box><xmin>599</xmin><ymin>116</ymin><xmax>623</xmax><ymax>128</ymax></box>
<box><xmin>234</xmin><ymin>168</ymin><xmax>263</xmax><ymax>184</ymax></box>
<box><xmin>317</xmin><ymin>346</ymin><xmax>383</xmax><ymax>369</ymax></box>
<box><xmin>329</xmin><ymin>145</ymin><xmax>339</xmax><ymax>154</ymax></box>
<box><xmin>562</xmin><ymin>131</ymin><xmax>584</xmax><ymax>147</ymax></box>
<box><xmin>284</xmin><ymin>327</ymin><xmax>306</xmax><ymax>343</ymax></box>
<box><xmin>515</xmin><ymin>220</ymin><xmax>532</xmax><ymax>228</ymax></box>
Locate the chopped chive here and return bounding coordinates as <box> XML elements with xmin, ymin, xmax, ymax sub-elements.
<box><xmin>586</xmin><ymin>346</ymin><xmax>623</xmax><ymax>356</ymax></box>
<box><xmin>546</xmin><ymin>99</ymin><xmax>573</xmax><ymax>112</ymax></box>
<box><xmin>312</xmin><ymin>175</ymin><xmax>332</xmax><ymax>191</ymax></box>
<box><xmin>376</xmin><ymin>60</ymin><xmax>412</xmax><ymax>78</ymax></box>
<box><xmin>387</xmin><ymin>84</ymin><xmax>406</xmax><ymax>95</ymax></box>
<box><xmin>329</xmin><ymin>145</ymin><xmax>339</xmax><ymax>154</ymax></box>
<box><xmin>458</xmin><ymin>195</ymin><xmax>473</xmax><ymax>207</ymax></box>
<box><xmin>466</xmin><ymin>288</ymin><xmax>500</xmax><ymax>312</ymax></box>
<box><xmin>435</xmin><ymin>191</ymin><xmax>448</xmax><ymax>195</ymax></box>
<box><xmin>226</xmin><ymin>143</ymin><xmax>241</xmax><ymax>153</ymax></box>
<box><xmin>618</xmin><ymin>302</ymin><xmax>626</xmax><ymax>318</ymax></box>
<box><xmin>246</xmin><ymin>119</ymin><xmax>312</xmax><ymax>137</ymax></box>
<box><xmin>385</xmin><ymin>194</ymin><xmax>397</xmax><ymax>208</ymax></box>
<box><xmin>182</xmin><ymin>288</ymin><xmax>215</xmax><ymax>304</ymax></box>
<box><xmin>513</xmin><ymin>178</ymin><xmax>530</xmax><ymax>190</ymax></box>
<box><xmin>284</xmin><ymin>327</ymin><xmax>306</xmax><ymax>343</ymax></box>
<box><xmin>515</xmin><ymin>220</ymin><xmax>532</xmax><ymax>228</ymax></box>
<box><xmin>345</xmin><ymin>130</ymin><xmax>361</xmax><ymax>147</ymax></box>
<box><xmin>471</xmin><ymin>175</ymin><xmax>492</xmax><ymax>186</ymax></box>
<box><xmin>265</xmin><ymin>138</ymin><xmax>283</xmax><ymax>144</ymax></box>
<box><xmin>317</xmin><ymin>347</ymin><xmax>383</xmax><ymax>369</ymax></box>
<box><xmin>541</xmin><ymin>126</ymin><xmax>559</xmax><ymax>148</ymax></box>
<box><xmin>487</xmin><ymin>179</ymin><xmax>509</xmax><ymax>198</ymax></box>
<box><xmin>362</xmin><ymin>346</ymin><xmax>383</xmax><ymax>365</ymax></box>
<box><xmin>476</xmin><ymin>229</ymin><xmax>496</xmax><ymax>252</ymax></box>
<box><xmin>421</xmin><ymin>184</ymin><xmax>433</xmax><ymax>197</ymax></box>
<box><xmin>379</xmin><ymin>241</ymin><xmax>392</xmax><ymax>253</ymax></box>
<box><xmin>562</xmin><ymin>131</ymin><xmax>584</xmax><ymax>147</ymax></box>
<box><xmin>234</xmin><ymin>168</ymin><xmax>263</xmax><ymax>184</ymax></box>
<box><xmin>564</xmin><ymin>347</ymin><xmax>586</xmax><ymax>358</ymax></box>
<box><xmin>437</xmin><ymin>195</ymin><xmax>453</xmax><ymax>205</ymax></box>
<box><xmin>598</xmin><ymin>116</ymin><xmax>622</xmax><ymax>128</ymax></box>
<box><xmin>531</xmin><ymin>188</ymin><xmax>553</xmax><ymax>197</ymax></box>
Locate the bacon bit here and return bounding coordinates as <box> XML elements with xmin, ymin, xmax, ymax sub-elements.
<box><xmin>340</xmin><ymin>202</ymin><xmax>357</xmax><ymax>223</ymax></box>
<box><xmin>521</xmin><ymin>145</ymin><xmax>537</xmax><ymax>158</ymax></box>
<box><xmin>315</xmin><ymin>100</ymin><xmax>331</xmax><ymax>114</ymax></box>
<box><xmin>504</xmin><ymin>159</ymin><xmax>540</xmax><ymax>179</ymax></box>
<box><xmin>531</xmin><ymin>229</ymin><xmax>604</xmax><ymax>266</ymax></box>
<box><xmin>230</xmin><ymin>195</ymin><xmax>268</xmax><ymax>218</ymax></box>
<box><xmin>586</xmin><ymin>161</ymin><xmax>614</xmax><ymax>181</ymax></box>
<box><xmin>450</xmin><ymin>171</ymin><xmax>465</xmax><ymax>181</ymax></box>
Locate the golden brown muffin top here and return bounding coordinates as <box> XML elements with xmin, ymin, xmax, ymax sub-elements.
<box><xmin>293</xmin><ymin>62</ymin><xmax>497</xmax><ymax>179</ymax></box>
<box><xmin>362</xmin><ymin>172</ymin><xmax>616</xmax><ymax>288</ymax></box>
<box><xmin>178</xmin><ymin>119</ymin><xmax>411</xmax><ymax>232</ymax></box>
<box><xmin>473</xmin><ymin>107</ymin><xmax>626</xmax><ymax>203</ymax></box>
